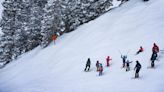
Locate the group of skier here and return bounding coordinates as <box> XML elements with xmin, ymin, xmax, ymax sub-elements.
<box><xmin>95</xmin><ymin>61</ymin><xmax>103</xmax><ymax>76</ymax></box>
<box><xmin>121</xmin><ymin>55</ymin><xmax>141</xmax><ymax>78</ymax></box>
<box><xmin>84</xmin><ymin>43</ymin><xmax>160</xmax><ymax>78</ymax></box>
<box><xmin>84</xmin><ymin>56</ymin><xmax>112</xmax><ymax>76</ymax></box>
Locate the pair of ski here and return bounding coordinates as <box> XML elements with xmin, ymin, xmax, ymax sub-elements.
<box><xmin>131</xmin><ymin>77</ymin><xmax>141</xmax><ymax>79</ymax></box>
<box><xmin>147</xmin><ymin>66</ymin><xmax>156</xmax><ymax>69</ymax></box>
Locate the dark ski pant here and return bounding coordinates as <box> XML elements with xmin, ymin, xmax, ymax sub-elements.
<box><xmin>151</xmin><ymin>60</ymin><xmax>155</xmax><ymax>67</ymax></box>
<box><xmin>107</xmin><ymin>62</ymin><xmax>109</xmax><ymax>67</ymax></box>
<box><xmin>123</xmin><ymin>62</ymin><xmax>125</xmax><ymax>68</ymax></box>
<box><xmin>99</xmin><ymin>71</ymin><xmax>103</xmax><ymax>76</ymax></box>
<box><xmin>84</xmin><ymin>65</ymin><xmax>90</xmax><ymax>71</ymax></box>
<box><xmin>135</xmin><ymin>68</ymin><xmax>140</xmax><ymax>78</ymax></box>
<box><xmin>126</xmin><ymin>66</ymin><xmax>130</xmax><ymax>71</ymax></box>
<box><xmin>136</xmin><ymin>50</ymin><xmax>142</xmax><ymax>55</ymax></box>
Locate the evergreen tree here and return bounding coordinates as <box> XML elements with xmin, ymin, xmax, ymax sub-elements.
<box><xmin>0</xmin><ymin>0</ymin><xmax>47</xmax><ymax>63</ymax></box>
<box><xmin>41</xmin><ymin>0</ymin><xmax>114</xmax><ymax>47</ymax></box>
<box><xmin>61</xmin><ymin>0</ymin><xmax>113</xmax><ymax>32</ymax></box>
<box><xmin>26</xmin><ymin>0</ymin><xmax>47</xmax><ymax>50</ymax></box>
<box><xmin>12</xmin><ymin>0</ymin><xmax>31</xmax><ymax>58</ymax></box>
<box><xmin>0</xmin><ymin>0</ymin><xmax>121</xmax><ymax>65</ymax></box>
<box><xmin>0</xmin><ymin>0</ymin><xmax>19</xmax><ymax>63</ymax></box>
<box><xmin>41</xmin><ymin>0</ymin><xmax>65</xmax><ymax>47</ymax></box>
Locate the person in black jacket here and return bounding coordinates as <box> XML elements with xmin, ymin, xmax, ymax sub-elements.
<box><xmin>96</xmin><ymin>60</ymin><xmax>99</xmax><ymax>71</ymax></box>
<box><xmin>84</xmin><ymin>58</ymin><xmax>91</xmax><ymax>71</ymax></box>
<box><xmin>150</xmin><ymin>53</ymin><xmax>157</xmax><ymax>68</ymax></box>
<box><xmin>134</xmin><ymin>60</ymin><xmax>142</xmax><ymax>78</ymax></box>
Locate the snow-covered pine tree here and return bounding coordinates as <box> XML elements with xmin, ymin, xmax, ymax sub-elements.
<box><xmin>0</xmin><ymin>0</ymin><xmax>121</xmax><ymax>64</ymax></box>
<box><xmin>0</xmin><ymin>0</ymin><xmax>19</xmax><ymax>63</ymax></box>
<box><xmin>41</xmin><ymin>0</ymin><xmax>65</xmax><ymax>48</ymax></box>
<box><xmin>79</xmin><ymin>0</ymin><xmax>113</xmax><ymax>23</ymax></box>
<box><xmin>41</xmin><ymin>0</ymin><xmax>113</xmax><ymax>47</ymax></box>
<box><xmin>61</xmin><ymin>0</ymin><xmax>113</xmax><ymax>32</ymax></box>
<box><xmin>12</xmin><ymin>0</ymin><xmax>30</xmax><ymax>59</ymax></box>
<box><xmin>0</xmin><ymin>0</ymin><xmax>47</xmax><ymax>63</ymax></box>
<box><xmin>25</xmin><ymin>0</ymin><xmax>47</xmax><ymax>50</ymax></box>
<box><xmin>60</xmin><ymin>0</ymin><xmax>82</xmax><ymax>32</ymax></box>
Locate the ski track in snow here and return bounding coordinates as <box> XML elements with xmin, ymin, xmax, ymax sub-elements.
<box><xmin>0</xmin><ymin>0</ymin><xmax>164</xmax><ymax>92</ymax></box>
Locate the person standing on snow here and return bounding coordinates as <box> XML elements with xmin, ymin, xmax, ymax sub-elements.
<box><xmin>51</xmin><ymin>34</ymin><xmax>57</xmax><ymax>44</ymax></box>
<box><xmin>125</xmin><ymin>60</ymin><xmax>132</xmax><ymax>71</ymax></box>
<box><xmin>150</xmin><ymin>52</ymin><xmax>158</xmax><ymax>68</ymax></box>
<box><xmin>121</xmin><ymin>55</ymin><xmax>127</xmax><ymax>68</ymax></box>
<box><xmin>136</xmin><ymin>46</ymin><xmax>144</xmax><ymax>55</ymax></box>
<box><xmin>84</xmin><ymin>58</ymin><xmax>91</xmax><ymax>71</ymax></box>
<box><xmin>151</xmin><ymin>43</ymin><xmax>159</xmax><ymax>62</ymax></box>
<box><xmin>134</xmin><ymin>60</ymin><xmax>142</xmax><ymax>78</ymax></box>
<box><xmin>106</xmin><ymin>56</ymin><xmax>112</xmax><ymax>67</ymax></box>
<box><xmin>96</xmin><ymin>60</ymin><xmax>100</xmax><ymax>71</ymax></box>
<box><xmin>99</xmin><ymin>63</ymin><xmax>103</xmax><ymax>76</ymax></box>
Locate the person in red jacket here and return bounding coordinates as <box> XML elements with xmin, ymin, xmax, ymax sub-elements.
<box><xmin>136</xmin><ymin>46</ymin><xmax>144</xmax><ymax>55</ymax></box>
<box><xmin>51</xmin><ymin>34</ymin><xmax>57</xmax><ymax>44</ymax></box>
<box><xmin>106</xmin><ymin>56</ymin><xmax>112</xmax><ymax>67</ymax></box>
<box><xmin>152</xmin><ymin>43</ymin><xmax>159</xmax><ymax>54</ymax></box>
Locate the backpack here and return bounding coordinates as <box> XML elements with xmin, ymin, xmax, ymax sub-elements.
<box><xmin>99</xmin><ymin>66</ymin><xmax>103</xmax><ymax>71</ymax></box>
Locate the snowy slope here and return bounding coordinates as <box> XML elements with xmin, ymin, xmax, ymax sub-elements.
<box><xmin>0</xmin><ymin>0</ymin><xmax>164</xmax><ymax>92</ymax></box>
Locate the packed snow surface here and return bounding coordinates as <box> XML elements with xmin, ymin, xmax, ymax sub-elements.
<box><xmin>0</xmin><ymin>0</ymin><xmax>164</xmax><ymax>92</ymax></box>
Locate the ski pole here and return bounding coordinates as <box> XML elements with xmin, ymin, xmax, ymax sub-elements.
<box><xmin>133</xmin><ymin>67</ymin><xmax>136</xmax><ymax>78</ymax></box>
<box><xmin>126</xmin><ymin>49</ymin><xmax>131</xmax><ymax>56</ymax></box>
<box><xmin>118</xmin><ymin>49</ymin><xmax>122</xmax><ymax>55</ymax></box>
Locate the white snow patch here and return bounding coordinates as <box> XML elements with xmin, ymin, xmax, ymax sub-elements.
<box><xmin>0</xmin><ymin>0</ymin><xmax>164</xmax><ymax>92</ymax></box>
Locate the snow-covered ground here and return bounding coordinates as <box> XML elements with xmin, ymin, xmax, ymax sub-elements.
<box><xmin>0</xmin><ymin>0</ymin><xmax>164</xmax><ymax>92</ymax></box>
